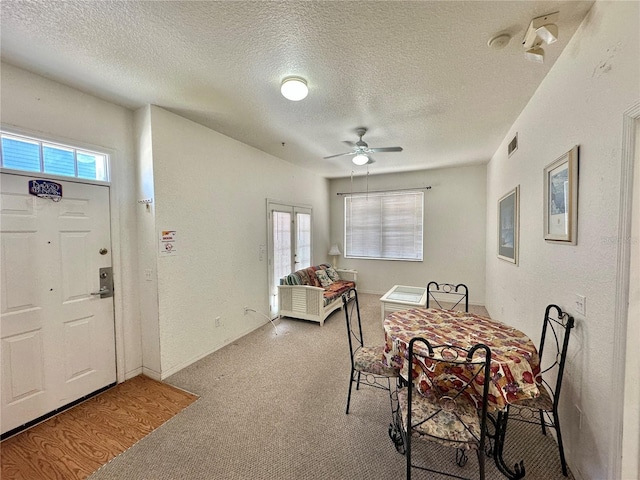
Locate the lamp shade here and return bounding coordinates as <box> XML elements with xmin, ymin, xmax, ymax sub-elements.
<box><xmin>281</xmin><ymin>77</ymin><xmax>308</xmax><ymax>101</ymax></box>
<box><xmin>328</xmin><ymin>244</ymin><xmax>341</xmax><ymax>256</ymax></box>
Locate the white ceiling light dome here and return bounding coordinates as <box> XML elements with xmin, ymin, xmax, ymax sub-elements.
<box><xmin>281</xmin><ymin>77</ymin><xmax>309</xmax><ymax>101</ymax></box>
<box><xmin>352</xmin><ymin>154</ymin><xmax>369</xmax><ymax>165</ymax></box>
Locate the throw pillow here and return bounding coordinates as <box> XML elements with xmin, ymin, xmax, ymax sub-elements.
<box><xmin>325</xmin><ymin>267</ymin><xmax>341</xmax><ymax>282</ymax></box>
<box><xmin>315</xmin><ymin>269</ymin><xmax>333</xmax><ymax>287</ymax></box>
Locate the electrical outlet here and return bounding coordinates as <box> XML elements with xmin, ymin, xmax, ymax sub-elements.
<box><xmin>144</xmin><ymin>269</ymin><xmax>153</xmax><ymax>281</ymax></box>
<box><xmin>575</xmin><ymin>294</ymin><xmax>586</xmax><ymax>315</ymax></box>
<box><xmin>215</xmin><ymin>316</ymin><xmax>221</xmax><ymax>327</ymax></box>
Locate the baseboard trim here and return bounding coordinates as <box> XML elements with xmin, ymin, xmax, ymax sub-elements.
<box><xmin>158</xmin><ymin>322</ymin><xmax>268</xmax><ymax>380</ymax></box>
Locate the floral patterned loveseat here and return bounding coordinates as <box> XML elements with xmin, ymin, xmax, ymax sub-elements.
<box><xmin>278</xmin><ymin>263</ymin><xmax>357</xmax><ymax>326</ymax></box>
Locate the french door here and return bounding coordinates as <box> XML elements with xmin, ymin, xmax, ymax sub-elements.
<box><xmin>267</xmin><ymin>201</ymin><xmax>312</xmax><ymax>317</ymax></box>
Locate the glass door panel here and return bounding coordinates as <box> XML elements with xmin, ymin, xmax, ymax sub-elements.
<box><xmin>295</xmin><ymin>211</ymin><xmax>311</xmax><ymax>270</ymax></box>
<box><xmin>272</xmin><ymin>210</ymin><xmax>292</xmax><ymax>293</ymax></box>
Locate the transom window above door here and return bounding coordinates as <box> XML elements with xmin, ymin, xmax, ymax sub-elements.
<box><xmin>0</xmin><ymin>131</ymin><xmax>109</xmax><ymax>182</ymax></box>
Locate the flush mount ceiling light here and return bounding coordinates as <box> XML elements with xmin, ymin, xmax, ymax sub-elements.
<box><xmin>280</xmin><ymin>77</ymin><xmax>308</xmax><ymax>101</ymax></box>
<box><xmin>522</xmin><ymin>12</ymin><xmax>559</xmax><ymax>63</ymax></box>
<box><xmin>352</xmin><ymin>154</ymin><xmax>369</xmax><ymax>165</ymax></box>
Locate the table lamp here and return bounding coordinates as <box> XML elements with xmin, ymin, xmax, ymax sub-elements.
<box><xmin>328</xmin><ymin>244</ymin><xmax>341</xmax><ymax>269</ymax></box>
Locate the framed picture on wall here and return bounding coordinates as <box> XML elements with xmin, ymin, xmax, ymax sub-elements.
<box><xmin>544</xmin><ymin>146</ymin><xmax>579</xmax><ymax>244</ymax></box>
<box><xmin>498</xmin><ymin>185</ymin><xmax>520</xmax><ymax>264</ymax></box>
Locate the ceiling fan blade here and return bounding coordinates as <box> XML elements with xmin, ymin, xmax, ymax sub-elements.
<box><xmin>369</xmin><ymin>146</ymin><xmax>403</xmax><ymax>153</ymax></box>
<box><xmin>342</xmin><ymin>140</ymin><xmax>357</xmax><ymax>147</ymax></box>
<box><xmin>323</xmin><ymin>152</ymin><xmax>355</xmax><ymax>159</ymax></box>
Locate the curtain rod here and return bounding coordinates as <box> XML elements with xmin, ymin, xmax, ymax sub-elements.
<box><xmin>336</xmin><ymin>186</ymin><xmax>432</xmax><ymax>196</ymax></box>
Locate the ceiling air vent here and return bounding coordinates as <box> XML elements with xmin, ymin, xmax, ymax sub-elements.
<box><xmin>508</xmin><ymin>133</ymin><xmax>518</xmax><ymax>157</ymax></box>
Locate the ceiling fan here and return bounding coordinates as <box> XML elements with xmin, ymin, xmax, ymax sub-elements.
<box><xmin>323</xmin><ymin>128</ymin><xmax>403</xmax><ymax>165</ymax></box>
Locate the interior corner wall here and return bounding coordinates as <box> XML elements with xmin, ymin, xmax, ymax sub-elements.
<box><xmin>484</xmin><ymin>2</ymin><xmax>640</xmax><ymax>479</ymax></box>
<box><xmin>133</xmin><ymin>105</ymin><xmax>161</xmax><ymax>379</ymax></box>
<box><xmin>145</xmin><ymin>106</ymin><xmax>330</xmax><ymax>378</ymax></box>
<box><xmin>329</xmin><ymin>164</ymin><xmax>487</xmax><ymax>304</ymax></box>
<box><xmin>0</xmin><ymin>62</ymin><xmax>142</xmax><ymax>380</ymax></box>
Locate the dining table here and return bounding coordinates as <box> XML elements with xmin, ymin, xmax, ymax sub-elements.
<box><xmin>383</xmin><ymin>307</ymin><xmax>539</xmax><ymax>479</ymax></box>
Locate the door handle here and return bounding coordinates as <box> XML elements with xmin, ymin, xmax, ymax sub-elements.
<box><xmin>91</xmin><ymin>286</ymin><xmax>110</xmax><ymax>297</ymax></box>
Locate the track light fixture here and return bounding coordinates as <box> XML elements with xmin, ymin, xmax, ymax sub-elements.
<box><xmin>524</xmin><ymin>47</ymin><xmax>545</xmax><ymax>63</ymax></box>
<box><xmin>522</xmin><ymin>12</ymin><xmax>559</xmax><ymax>64</ymax></box>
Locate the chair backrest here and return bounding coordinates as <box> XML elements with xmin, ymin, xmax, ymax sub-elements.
<box><xmin>407</xmin><ymin>337</ymin><xmax>492</xmax><ymax>449</ymax></box>
<box><xmin>426</xmin><ymin>281</ymin><xmax>469</xmax><ymax>312</ymax></box>
<box><xmin>342</xmin><ymin>288</ymin><xmax>363</xmax><ymax>367</ymax></box>
<box><xmin>538</xmin><ymin>304</ymin><xmax>575</xmax><ymax>405</ymax></box>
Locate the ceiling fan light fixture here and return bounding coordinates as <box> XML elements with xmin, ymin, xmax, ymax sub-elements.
<box><xmin>280</xmin><ymin>77</ymin><xmax>308</xmax><ymax>101</ymax></box>
<box><xmin>352</xmin><ymin>154</ymin><xmax>369</xmax><ymax>165</ymax></box>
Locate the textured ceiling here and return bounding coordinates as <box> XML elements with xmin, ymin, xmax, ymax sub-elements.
<box><xmin>0</xmin><ymin>1</ymin><xmax>594</xmax><ymax>178</ymax></box>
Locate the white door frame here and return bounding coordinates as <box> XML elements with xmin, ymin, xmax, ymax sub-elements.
<box><xmin>612</xmin><ymin>101</ymin><xmax>640</xmax><ymax>479</ymax></box>
<box><xmin>0</xmin><ymin>127</ymin><xmax>126</xmax><ymax>386</ymax></box>
<box><xmin>266</xmin><ymin>199</ymin><xmax>313</xmax><ymax>318</ymax></box>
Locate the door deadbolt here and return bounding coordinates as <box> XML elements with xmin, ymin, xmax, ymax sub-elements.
<box><xmin>92</xmin><ymin>267</ymin><xmax>114</xmax><ymax>298</ymax></box>
<box><xmin>99</xmin><ymin>248</ymin><xmax>108</xmax><ymax>255</ymax></box>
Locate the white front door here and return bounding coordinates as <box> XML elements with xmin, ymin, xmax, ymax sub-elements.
<box><xmin>1</xmin><ymin>173</ymin><xmax>116</xmax><ymax>435</ymax></box>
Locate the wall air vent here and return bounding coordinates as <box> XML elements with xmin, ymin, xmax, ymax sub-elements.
<box><xmin>508</xmin><ymin>133</ymin><xmax>518</xmax><ymax>157</ymax></box>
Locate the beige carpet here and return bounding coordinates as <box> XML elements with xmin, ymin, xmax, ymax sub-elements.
<box><xmin>89</xmin><ymin>294</ymin><xmax>574</xmax><ymax>480</ymax></box>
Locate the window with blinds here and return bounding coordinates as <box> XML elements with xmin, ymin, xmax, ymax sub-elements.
<box><xmin>0</xmin><ymin>132</ymin><xmax>109</xmax><ymax>181</ymax></box>
<box><xmin>344</xmin><ymin>191</ymin><xmax>424</xmax><ymax>261</ymax></box>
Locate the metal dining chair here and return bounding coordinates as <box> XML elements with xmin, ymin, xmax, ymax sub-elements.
<box><xmin>398</xmin><ymin>337</ymin><xmax>492</xmax><ymax>480</ymax></box>
<box><xmin>342</xmin><ymin>288</ymin><xmax>400</xmax><ymax>420</ymax></box>
<box><xmin>426</xmin><ymin>281</ymin><xmax>469</xmax><ymax>312</ymax></box>
<box><xmin>506</xmin><ymin>304</ymin><xmax>575</xmax><ymax>476</ymax></box>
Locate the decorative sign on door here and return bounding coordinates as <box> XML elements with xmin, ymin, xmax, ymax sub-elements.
<box><xmin>28</xmin><ymin>179</ymin><xmax>63</xmax><ymax>201</ymax></box>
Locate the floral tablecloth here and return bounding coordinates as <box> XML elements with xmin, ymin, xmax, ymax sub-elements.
<box><xmin>383</xmin><ymin>308</ymin><xmax>540</xmax><ymax>411</ymax></box>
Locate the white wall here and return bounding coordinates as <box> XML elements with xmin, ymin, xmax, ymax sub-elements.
<box><xmin>485</xmin><ymin>2</ymin><xmax>639</xmax><ymax>479</ymax></box>
<box><xmin>140</xmin><ymin>106</ymin><xmax>331</xmax><ymax>377</ymax></box>
<box><xmin>0</xmin><ymin>62</ymin><xmax>142</xmax><ymax>381</ymax></box>
<box><xmin>329</xmin><ymin>164</ymin><xmax>486</xmax><ymax>304</ymax></box>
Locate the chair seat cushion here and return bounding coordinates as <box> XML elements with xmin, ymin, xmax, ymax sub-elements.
<box><xmin>510</xmin><ymin>383</ymin><xmax>553</xmax><ymax>412</ymax></box>
<box><xmin>355</xmin><ymin>345</ymin><xmax>400</xmax><ymax>377</ymax></box>
<box><xmin>397</xmin><ymin>387</ymin><xmax>482</xmax><ymax>450</ymax></box>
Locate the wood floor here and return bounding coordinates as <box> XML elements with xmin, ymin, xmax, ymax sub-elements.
<box><xmin>1</xmin><ymin>375</ymin><xmax>198</xmax><ymax>480</ymax></box>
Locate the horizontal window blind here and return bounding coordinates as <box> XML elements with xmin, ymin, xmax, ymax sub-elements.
<box><xmin>345</xmin><ymin>191</ymin><xmax>423</xmax><ymax>261</ymax></box>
